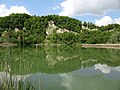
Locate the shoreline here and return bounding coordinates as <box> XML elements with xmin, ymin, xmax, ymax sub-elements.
<box><xmin>0</xmin><ymin>43</ymin><xmax>17</xmax><ymax>47</ymax></box>
<box><xmin>82</xmin><ymin>44</ymin><xmax>120</xmax><ymax>49</ymax></box>
<box><xmin>0</xmin><ymin>43</ymin><xmax>120</xmax><ymax>49</ymax></box>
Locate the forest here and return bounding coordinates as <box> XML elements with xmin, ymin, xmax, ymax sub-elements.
<box><xmin>0</xmin><ymin>13</ymin><xmax>120</xmax><ymax>45</ymax></box>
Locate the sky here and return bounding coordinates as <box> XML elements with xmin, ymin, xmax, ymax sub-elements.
<box><xmin>0</xmin><ymin>0</ymin><xmax>120</xmax><ymax>26</ymax></box>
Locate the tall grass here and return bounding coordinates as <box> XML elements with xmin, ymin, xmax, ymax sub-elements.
<box><xmin>0</xmin><ymin>46</ymin><xmax>35</xmax><ymax>90</ymax></box>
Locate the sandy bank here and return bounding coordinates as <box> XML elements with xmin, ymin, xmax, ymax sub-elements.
<box><xmin>82</xmin><ymin>44</ymin><xmax>120</xmax><ymax>49</ymax></box>
<box><xmin>0</xmin><ymin>43</ymin><xmax>17</xmax><ymax>47</ymax></box>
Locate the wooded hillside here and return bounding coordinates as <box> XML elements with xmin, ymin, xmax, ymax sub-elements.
<box><xmin>0</xmin><ymin>14</ymin><xmax>120</xmax><ymax>45</ymax></box>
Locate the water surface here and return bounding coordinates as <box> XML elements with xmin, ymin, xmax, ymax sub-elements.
<box><xmin>0</xmin><ymin>46</ymin><xmax>120</xmax><ymax>90</ymax></box>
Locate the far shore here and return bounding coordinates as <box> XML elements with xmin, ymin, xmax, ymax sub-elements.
<box><xmin>0</xmin><ymin>43</ymin><xmax>17</xmax><ymax>47</ymax></box>
<box><xmin>82</xmin><ymin>44</ymin><xmax>120</xmax><ymax>49</ymax></box>
<box><xmin>0</xmin><ymin>43</ymin><xmax>120</xmax><ymax>49</ymax></box>
<box><xmin>35</xmin><ymin>43</ymin><xmax>120</xmax><ymax>49</ymax></box>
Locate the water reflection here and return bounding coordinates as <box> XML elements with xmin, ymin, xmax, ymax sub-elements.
<box><xmin>0</xmin><ymin>46</ymin><xmax>120</xmax><ymax>74</ymax></box>
<box><xmin>0</xmin><ymin>63</ymin><xmax>120</xmax><ymax>90</ymax></box>
<box><xmin>95</xmin><ymin>63</ymin><xmax>120</xmax><ymax>74</ymax></box>
<box><xmin>0</xmin><ymin>46</ymin><xmax>120</xmax><ymax>89</ymax></box>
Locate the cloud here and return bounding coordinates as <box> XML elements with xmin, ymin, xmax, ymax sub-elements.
<box><xmin>59</xmin><ymin>0</ymin><xmax>120</xmax><ymax>16</ymax></box>
<box><xmin>95</xmin><ymin>16</ymin><xmax>120</xmax><ymax>26</ymax></box>
<box><xmin>95</xmin><ymin>16</ymin><xmax>112</xmax><ymax>26</ymax></box>
<box><xmin>53</xmin><ymin>5</ymin><xmax>60</xmax><ymax>10</ymax></box>
<box><xmin>0</xmin><ymin>4</ymin><xmax>30</xmax><ymax>17</ymax></box>
<box><xmin>113</xmin><ymin>18</ymin><xmax>120</xmax><ymax>24</ymax></box>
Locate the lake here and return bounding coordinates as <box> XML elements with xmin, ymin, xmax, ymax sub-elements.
<box><xmin>0</xmin><ymin>46</ymin><xmax>120</xmax><ymax>90</ymax></box>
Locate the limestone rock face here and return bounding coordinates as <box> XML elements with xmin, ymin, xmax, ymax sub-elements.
<box><xmin>46</xmin><ymin>21</ymin><xmax>70</xmax><ymax>35</ymax></box>
<box><xmin>46</xmin><ymin>21</ymin><xmax>57</xmax><ymax>35</ymax></box>
<box><xmin>48</xmin><ymin>21</ymin><xmax>56</xmax><ymax>27</ymax></box>
<box><xmin>45</xmin><ymin>21</ymin><xmax>78</xmax><ymax>43</ymax></box>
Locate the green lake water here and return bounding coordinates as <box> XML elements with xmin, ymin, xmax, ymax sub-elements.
<box><xmin>0</xmin><ymin>46</ymin><xmax>120</xmax><ymax>90</ymax></box>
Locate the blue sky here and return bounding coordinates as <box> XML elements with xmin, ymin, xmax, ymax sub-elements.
<box><xmin>0</xmin><ymin>0</ymin><xmax>63</xmax><ymax>15</ymax></box>
<box><xmin>0</xmin><ymin>0</ymin><xmax>120</xmax><ymax>26</ymax></box>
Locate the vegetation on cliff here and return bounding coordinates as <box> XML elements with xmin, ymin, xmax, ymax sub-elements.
<box><xmin>0</xmin><ymin>13</ymin><xmax>120</xmax><ymax>45</ymax></box>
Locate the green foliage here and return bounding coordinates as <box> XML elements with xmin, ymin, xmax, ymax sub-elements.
<box><xmin>109</xmin><ymin>31</ymin><xmax>120</xmax><ymax>43</ymax></box>
<box><xmin>80</xmin><ymin>30</ymin><xmax>112</xmax><ymax>44</ymax></box>
<box><xmin>99</xmin><ymin>24</ymin><xmax>120</xmax><ymax>31</ymax></box>
<box><xmin>1</xmin><ymin>31</ymin><xmax>10</xmax><ymax>43</ymax></box>
<box><xmin>55</xmin><ymin>32</ymin><xmax>80</xmax><ymax>45</ymax></box>
<box><xmin>0</xmin><ymin>14</ymin><xmax>83</xmax><ymax>45</ymax></box>
<box><xmin>0</xmin><ymin>13</ymin><xmax>120</xmax><ymax>45</ymax></box>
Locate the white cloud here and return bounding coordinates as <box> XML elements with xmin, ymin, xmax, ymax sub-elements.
<box><xmin>53</xmin><ymin>5</ymin><xmax>60</xmax><ymax>10</ymax></box>
<box><xmin>113</xmin><ymin>18</ymin><xmax>120</xmax><ymax>24</ymax></box>
<box><xmin>95</xmin><ymin>16</ymin><xmax>112</xmax><ymax>26</ymax></box>
<box><xmin>95</xmin><ymin>16</ymin><xmax>120</xmax><ymax>26</ymax></box>
<box><xmin>0</xmin><ymin>4</ymin><xmax>30</xmax><ymax>17</ymax></box>
<box><xmin>59</xmin><ymin>0</ymin><xmax>120</xmax><ymax>16</ymax></box>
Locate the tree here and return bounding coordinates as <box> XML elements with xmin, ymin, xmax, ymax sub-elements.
<box><xmin>109</xmin><ymin>31</ymin><xmax>120</xmax><ymax>43</ymax></box>
<box><xmin>1</xmin><ymin>31</ymin><xmax>9</xmax><ymax>43</ymax></box>
<box><xmin>83</xmin><ymin>21</ymin><xmax>87</xmax><ymax>28</ymax></box>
